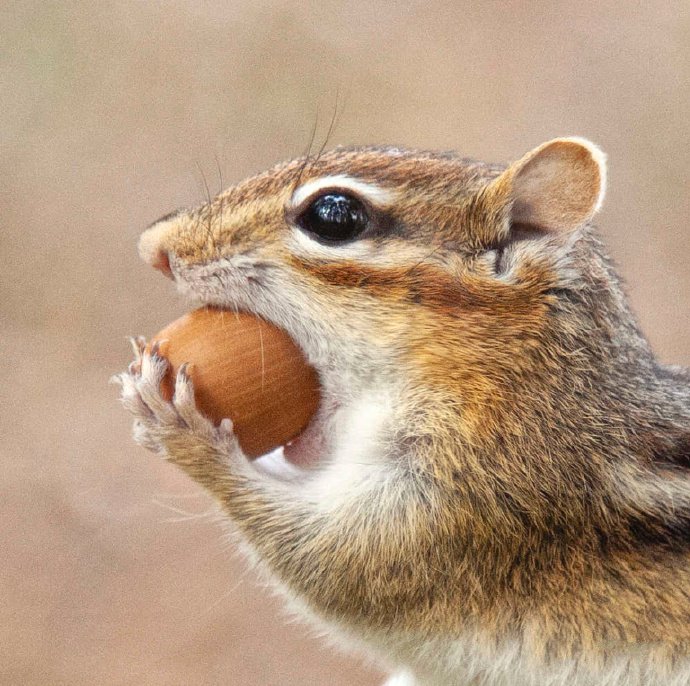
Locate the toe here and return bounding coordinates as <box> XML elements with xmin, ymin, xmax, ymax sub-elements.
<box><xmin>129</xmin><ymin>336</ymin><xmax>147</xmax><ymax>364</ymax></box>
<box><xmin>172</xmin><ymin>364</ymin><xmax>214</xmax><ymax>436</ymax></box>
<box><xmin>137</xmin><ymin>349</ymin><xmax>177</xmax><ymax>422</ymax></box>
<box><xmin>118</xmin><ymin>371</ymin><xmax>155</xmax><ymax>419</ymax></box>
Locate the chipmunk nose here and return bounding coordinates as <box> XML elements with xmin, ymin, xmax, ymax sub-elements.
<box><xmin>138</xmin><ymin>220</ymin><xmax>176</xmax><ymax>280</ymax></box>
<box><xmin>149</xmin><ymin>249</ymin><xmax>173</xmax><ymax>279</ymax></box>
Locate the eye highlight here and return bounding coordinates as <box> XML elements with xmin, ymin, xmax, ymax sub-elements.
<box><xmin>297</xmin><ymin>193</ymin><xmax>369</xmax><ymax>243</ymax></box>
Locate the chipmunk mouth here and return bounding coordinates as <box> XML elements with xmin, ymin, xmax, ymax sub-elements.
<box><xmin>253</xmin><ymin>391</ymin><xmax>338</xmax><ymax>481</ymax></box>
<box><xmin>171</xmin><ymin>260</ymin><xmax>337</xmax><ymax>478</ymax></box>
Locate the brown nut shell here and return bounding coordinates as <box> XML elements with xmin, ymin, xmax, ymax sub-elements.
<box><xmin>150</xmin><ymin>307</ymin><xmax>320</xmax><ymax>458</ymax></box>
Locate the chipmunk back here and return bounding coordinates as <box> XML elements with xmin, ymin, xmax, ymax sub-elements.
<box><xmin>117</xmin><ymin>138</ymin><xmax>690</xmax><ymax>685</ymax></box>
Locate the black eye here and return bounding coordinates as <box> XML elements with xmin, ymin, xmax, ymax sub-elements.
<box><xmin>298</xmin><ymin>193</ymin><xmax>369</xmax><ymax>243</ymax></box>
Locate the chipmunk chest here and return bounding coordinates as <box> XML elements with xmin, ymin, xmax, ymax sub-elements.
<box><xmin>336</xmin><ymin>389</ymin><xmax>394</xmax><ymax>445</ymax></box>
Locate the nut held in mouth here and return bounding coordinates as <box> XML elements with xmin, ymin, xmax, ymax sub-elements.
<box><xmin>150</xmin><ymin>307</ymin><xmax>321</xmax><ymax>458</ymax></box>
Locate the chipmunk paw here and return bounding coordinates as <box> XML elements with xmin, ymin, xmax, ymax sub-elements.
<box><xmin>113</xmin><ymin>340</ymin><xmax>243</xmax><ymax>468</ymax></box>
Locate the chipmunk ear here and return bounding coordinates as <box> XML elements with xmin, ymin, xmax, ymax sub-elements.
<box><xmin>472</xmin><ymin>138</ymin><xmax>607</xmax><ymax>245</ymax></box>
<box><xmin>508</xmin><ymin>137</ymin><xmax>606</xmax><ymax>233</ymax></box>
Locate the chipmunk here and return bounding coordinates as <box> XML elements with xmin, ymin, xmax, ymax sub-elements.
<box><xmin>115</xmin><ymin>138</ymin><xmax>690</xmax><ymax>686</ymax></box>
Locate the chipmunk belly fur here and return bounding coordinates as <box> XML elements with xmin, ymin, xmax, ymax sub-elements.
<box><xmin>119</xmin><ymin>139</ymin><xmax>690</xmax><ymax>685</ymax></box>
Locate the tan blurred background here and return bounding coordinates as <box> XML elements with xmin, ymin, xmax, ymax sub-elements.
<box><xmin>1</xmin><ymin>1</ymin><xmax>688</xmax><ymax>684</ymax></box>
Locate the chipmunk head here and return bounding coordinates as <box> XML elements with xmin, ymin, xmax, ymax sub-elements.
<box><xmin>139</xmin><ymin>139</ymin><xmax>605</xmax><ymax>388</ymax></box>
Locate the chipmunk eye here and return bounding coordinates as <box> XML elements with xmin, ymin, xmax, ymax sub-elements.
<box><xmin>298</xmin><ymin>193</ymin><xmax>369</xmax><ymax>243</ymax></box>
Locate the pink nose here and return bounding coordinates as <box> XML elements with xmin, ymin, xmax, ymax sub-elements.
<box><xmin>150</xmin><ymin>249</ymin><xmax>173</xmax><ymax>279</ymax></box>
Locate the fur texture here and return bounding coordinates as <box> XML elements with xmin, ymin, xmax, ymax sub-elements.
<box><xmin>116</xmin><ymin>140</ymin><xmax>690</xmax><ymax>685</ymax></box>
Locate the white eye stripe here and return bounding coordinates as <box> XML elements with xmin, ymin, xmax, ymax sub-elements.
<box><xmin>290</xmin><ymin>175</ymin><xmax>395</xmax><ymax>210</ymax></box>
<box><xmin>287</xmin><ymin>228</ymin><xmax>438</xmax><ymax>267</ymax></box>
<box><xmin>288</xmin><ymin>228</ymin><xmax>375</xmax><ymax>260</ymax></box>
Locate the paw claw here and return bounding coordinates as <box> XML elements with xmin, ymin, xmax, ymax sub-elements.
<box><xmin>173</xmin><ymin>364</ymin><xmax>194</xmax><ymax>400</ymax></box>
<box><xmin>129</xmin><ymin>336</ymin><xmax>147</xmax><ymax>362</ymax></box>
<box><xmin>141</xmin><ymin>346</ymin><xmax>169</xmax><ymax>380</ymax></box>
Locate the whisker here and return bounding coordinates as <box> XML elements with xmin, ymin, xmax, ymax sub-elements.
<box><xmin>197</xmin><ymin>160</ymin><xmax>213</xmax><ymax>206</ymax></box>
<box><xmin>214</xmin><ymin>153</ymin><xmax>225</xmax><ymax>257</ymax></box>
<box><xmin>195</xmin><ymin>160</ymin><xmax>215</xmax><ymax>249</ymax></box>
<box><xmin>291</xmin><ymin>108</ymin><xmax>320</xmax><ymax>193</ymax></box>
<box><xmin>201</xmin><ymin>575</ymin><xmax>249</xmax><ymax>615</ymax></box>
<box><xmin>150</xmin><ymin>496</ymin><xmax>215</xmax><ymax>521</ymax></box>
<box><xmin>405</xmin><ymin>244</ymin><xmax>446</xmax><ymax>280</ymax></box>
<box><xmin>314</xmin><ymin>89</ymin><xmax>341</xmax><ymax>162</ymax></box>
<box><xmin>213</xmin><ymin>152</ymin><xmax>224</xmax><ymax>195</ymax></box>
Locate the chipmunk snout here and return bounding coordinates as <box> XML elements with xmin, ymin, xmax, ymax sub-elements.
<box><xmin>138</xmin><ymin>221</ymin><xmax>175</xmax><ymax>279</ymax></box>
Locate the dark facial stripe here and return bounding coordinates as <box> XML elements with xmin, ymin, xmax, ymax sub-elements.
<box><xmin>289</xmin><ymin>256</ymin><xmax>548</xmax><ymax>317</ymax></box>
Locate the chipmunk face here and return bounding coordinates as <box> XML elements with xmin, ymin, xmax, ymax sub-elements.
<box><xmin>141</xmin><ymin>149</ymin><xmax>480</xmax><ymax>367</ymax></box>
<box><xmin>139</xmin><ymin>140</ymin><xmax>605</xmax><ymax>401</ymax></box>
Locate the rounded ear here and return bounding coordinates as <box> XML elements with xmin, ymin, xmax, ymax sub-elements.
<box><xmin>508</xmin><ymin>137</ymin><xmax>607</xmax><ymax>233</ymax></box>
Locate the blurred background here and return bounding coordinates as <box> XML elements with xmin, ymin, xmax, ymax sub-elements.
<box><xmin>1</xmin><ymin>1</ymin><xmax>688</xmax><ymax>684</ymax></box>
